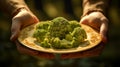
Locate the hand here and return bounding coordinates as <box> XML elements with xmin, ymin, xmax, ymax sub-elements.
<box><xmin>10</xmin><ymin>8</ymin><xmax>39</xmax><ymax>41</ymax></box>
<box><xmin>61</xmin><ymin>12</ymin><xmax>108</xmax><ymax>59</ymax></box>
<box><xmin>80</xmin><ymin>12</ymin><xmax>108</xmax><ymax>43</ymax></box>
<box><xmin>10</xmin><ymin>9</ymin><xmax>55</xmax><ymax>59</ymax></box>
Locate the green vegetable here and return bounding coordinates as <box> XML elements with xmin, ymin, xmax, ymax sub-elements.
<box><xmin>51</xmin><ymin>37</ymin><xmax>61</xmax><ymax>49</ymax></box>
<box><xmin>33</xmin><ymin>29</ymin><xmax>47</xmax><ymax>42</ymax></box>
<box><xmin>60</xmin><ymin>39</ymin><xmax>72</xmax><ymax>49</ymax></box>
<box><xmin>71</xmin><ymin>27</ymin><xmax>87</xmax><ymax>42</ymax></box>
<box><xmin>40</xmin><ymin>38</ymin><xmax>51</xmax><ymax>48</ymax></box>
<box><xmin>68</xmin><ymin>21</ymin><xmax>81</xmax><ymax>32</ymax></box>
<box><xmin>65</xmin><ymin>34</ymin><xmax>73</xmax><ymax>41</ymax></box>
<box><xmin>36</xmin><ymin>21</ymin><xmax>50</xmax><ymax>30</ymax></box>
<box><xmin>49</xmin><ymin>17</ymin><xmax>70</xmax><ymax>39</ymax></box>
<box><xmin>33</xmin><ymin>17</ymin><xmax>87</xmax><ymax>49</ymax></box>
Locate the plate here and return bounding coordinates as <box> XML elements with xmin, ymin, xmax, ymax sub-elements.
<box><xmin>18</xmin><ymin>23</ymin><xmax>102</xmax><ymax>54</ymax></box>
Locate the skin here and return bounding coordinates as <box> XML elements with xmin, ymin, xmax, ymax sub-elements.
<box><xmin>80</xmin><ymin>12</ymin><xmax>108</xmax><ymax>43</ymax></box>
<box><xmin>61</xmin><ymin>0</ymin><xmax>109</xmax><ymax>59</ymax></box>
<box><xmin>11</xmin><ymin>10</ymin><xmax>108</xmax><ymax>59</ymax></box>
<box><xmin>61</xmin><ymin>12</ymin><xmax>108</xmax><ymax>59</ymax></box>
<box><xmin>10</xmin><ymin>8</ymin><xmax>55</xmax><ymax>59</ymax></box>
<box><xmin>10</xmin><ymin>9</ymin><xmax>39</xmax><ymax>41</ymax></box>
<box><xmin>0</xmin><ymin>0</ymin><xmax>109</xmax><ymax>59</ymax></box>
<box><xmin>0</xmin><ymin>0</ymin><xmax>55</xmax><ymax>59</ymax></box>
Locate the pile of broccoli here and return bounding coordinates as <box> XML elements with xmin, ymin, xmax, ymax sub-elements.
<box><xmin>33</xmin><ymin>17</ymin><xmax>87</xmax><ymax>49</ymax></box>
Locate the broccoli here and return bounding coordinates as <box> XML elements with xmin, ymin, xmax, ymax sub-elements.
<box><xmin>40</xmin><ymin>38</ymin><xmax>51</xmax><ymax>48</ymax></box>
<box><xmin>36</xmin><ymin>21</ymin><xmax>50</xmax><ymax>30</ymax></box>
<box><xmin>60</xmin><ymin>39</ymin><xmax>72</xmax><ymax>49</ymax></box>
<box><xmin>65</xmin><ymin>34</ymin><xmax>73</xmax><ymax>41</ymax></box>
<box><xmin>71</xmin><ymin>39</ymin><xmax>80</xmax><ymax>48</ymax></box>
<box><xmin>33</xmin><ymin>29</ymin><xmax>47</xmax><ymax>42</ymax></box>
<box><xmin>71</xmin><ymin>27</ymin><xmax>87</xmax><ymax>42</ymax></box>
<box><xmin>49</xmin><ymin>17</ymin><xmax>70</xmax><ymax>39</ymax></box>
<box><xmin>68</xmin><ymin>21</ymin><xmax>81</xmax><ymax>32</ymax></box>
<box><xmin>51</xmin><ymin>37</ymin><xmax>61</xmax><ymax>49</ymax></box>
<box><xmin>51</xmin><ymin>38</ymin><xmax>72</xmax><ymax>49</ymax></box>
<box><xmin>33</xmin><ymin>17</ymin><xmax>88</xmax><ymax>49</ymax></box>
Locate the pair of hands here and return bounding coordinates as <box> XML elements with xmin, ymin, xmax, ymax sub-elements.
<box><xmin>10</xmin><ymin>9</ymin><xmax>108</xmax><ymax>59</ymax></box>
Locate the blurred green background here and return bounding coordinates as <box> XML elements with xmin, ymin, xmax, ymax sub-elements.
<box><xmin>0</xmin><ymin>0</ymin><xmax>120</xmax><ymax>67</ymax></box>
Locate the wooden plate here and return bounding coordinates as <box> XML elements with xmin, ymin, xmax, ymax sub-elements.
<box><xmin>18</xmin><ymin>23</ymin><xmax>102</xmax><ymax>54</ymax></box>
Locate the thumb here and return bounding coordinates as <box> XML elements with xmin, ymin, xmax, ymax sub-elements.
<box><xmin>80</xmin><ymin>16</ymin><xmax>89</xmax><ymax>24</ymax></box>
<box><xmin>100</xmin><ymin>22</ymin><xmax>108</xmax><ymax>43</ymax></box>
<box><xmin>33</xmin><ymin>15</ymin><xmax>39</xmax><ymax>23</ymax></box>
<box><xmin>10</xmin><ymin>21</ymin><xmax>21</xmax><ymax>41</ymax></box>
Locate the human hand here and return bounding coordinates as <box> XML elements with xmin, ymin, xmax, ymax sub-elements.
<box><xmin>61</xmin><ymin>12</ymin><xmax>108</xmax><ymax>59</ymax></box>
<box><xmin>10</xmin><ymin>8</ymin><xmax>55</xmax><ymax>59</ymax></box>
<box><xmin>10</xmin><ymin>8</ymin><xmax>39</xmax><ymax>41</ymax></box>
<box><xmin>80</xmin><ymin>12</ymin><xmax>108</xmax><ymax>43</ymax></box>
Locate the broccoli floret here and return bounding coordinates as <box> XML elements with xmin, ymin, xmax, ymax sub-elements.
<box><xmin>60</xmin><ymin>39</ymin><xmax>72</xmax><ymax>49</ymax></box>
<box><xmin>40</xmin><ymin>38</ymin><xmax>51</xmax><ymax>48</ymax></box>
<box><xmin>33</xmin><ymin>29</ymin><xmax>47</xmax><ymax>42</ymax></box>
<box><xmin>71</xmin><ymin>39</ymin><xmax>80</xmax><ymax>47</ymax></box>
<box><xmin>51</xmin><ymin>37</ymin><xmax>61</xmax><ymax>49</ymax></box>
<box><xmin>51</xmin><ymin>17</ymin><xmax>69</xmax><ymax>26</ymax></box>
<box><xmin>71</xmin><ymin>27</ymin><xmax>87</xmax><ymax>42</ymax></box>
<box><xmin>68</xmin><ymin>21</ymin><xmax>81</xmax><ymax>32</ymax></box>
<box><xmin>49</xmin><ymin>17</ymin><xmax>69</xmax><ymax>32</ymax></box>
<box><xmin>65</xmin><ymin>34</ymin><xmax>73</xmax><ymax>41</ymax></box>
<box><xmin>49</xmin><ymin>17</ymin><xmax>70</xmax><ymax>39</ymax></box>
<box><xmin>36</xmin><ymin>21</ymin><xmax>50</xmax><ymax>30</ymax></box>
<box><xmin>51</xmin><ymin>38</ymin><xmax>72</xmax><ymax>49</ymax></box>
<box><xmin>69</xmin><ymin>21</ymin><xmax>81</xmax><ymax>27</ymax></box>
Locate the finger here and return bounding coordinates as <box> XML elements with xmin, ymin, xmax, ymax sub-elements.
<box><xmin>80</xmin><ymin>16</ymin><xmax>89</xmax><ymax>25</ymax></box>
<box><xmin>10</xmin><ymin>21</ymin><xmax>21</xmax><ymax>41</ymax></box>
<box><xmin>33</xmin><ymin>15</ymin><xmax>39</xmax><ymax>23</ymax></box>
<box><xmin>81</xmin><ymin>17</ymin><xmax>102</xmax><ymax>31</ymax></box>
<box><xmin>22</xmin><ymin>15</ymin><xmax>39</xmax><ymax>28</ymax></box>
<box><xmin>100</xmin><ymin>22</ymin><xmax>108</xmax><ymax>43</ymax></box>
